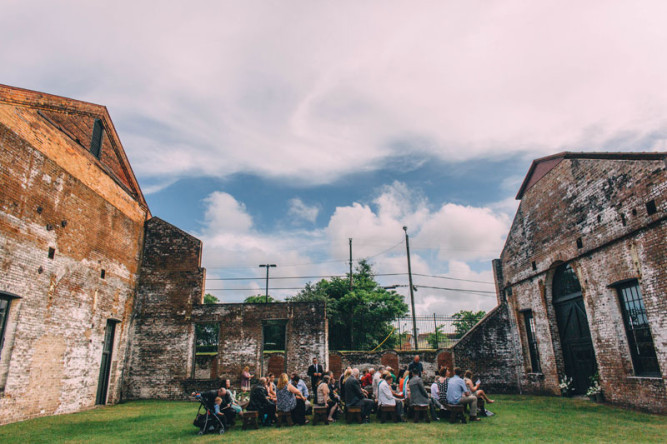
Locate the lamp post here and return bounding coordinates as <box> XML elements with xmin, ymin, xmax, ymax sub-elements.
<box><xmin>403</xmin><ymin>226</ymin><xmax>418</xmax><ymax>351</ymax></box>
<box><xmin>259</xmin><ymin>264</ymin><xmax>276</xmax><ymax>303</ymax></box>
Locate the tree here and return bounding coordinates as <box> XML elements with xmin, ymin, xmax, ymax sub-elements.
<box><xmin>203</xmin><ymin>293</ymin><xmax>219</xmax><ymax>304</ymax></box>
<box><xmin>452</xmin><ymin>310</ymin><xmax>486</xmax><ymax>337</ymax></box>
<box><xmin>244</xmin><ymin>294</ymin><xmax>277</xmax><ymax>303</ymax></box>
<box><xmin>288</xmin><ymin>260</ymin><xmax>408</xmax><ymax>350</ymax></box>
<box><xmin>426</xmin><ymin>325</ymin><xmax>445</xmax><ymax>349</ymax></box>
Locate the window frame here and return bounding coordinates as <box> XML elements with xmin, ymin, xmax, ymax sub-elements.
<box><xmin>615</xmin><ymin>280</ymin><xmax>661</xmax><ymax>377</ymax></box>
<box><xmin>522</xmin><ymin>309</ymin><xmax>541</xmax><ymax>373</ymax></box>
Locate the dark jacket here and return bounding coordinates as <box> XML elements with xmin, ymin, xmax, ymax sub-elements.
<box><xmin>344</xmin><ymin>377</ymin><xmax>365</xmax><ymax>406</ymax></box>
<box><xmin>408</xmin><ymin>361</ymin><xmax>423</xmax><ymax>377</ymax></box>
<box><xmin>200</xmin><ymin>389</ymin><xmax>220</xmax><ymax>410</ymax></box>
<box><xmin>247</xmin><ymin>384</ymin><xmax>272</xmax><ymax>412</ymax></box>
<box><xmin>408</xmin><ymin>375</ymin><xmax>429</xmax><ymax>406</ymax></box>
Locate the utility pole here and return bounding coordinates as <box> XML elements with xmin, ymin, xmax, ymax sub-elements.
<box><xmin>259</xmin><ymin>264</ymin><xmax>276</xmax><ymax>303</ymax></box>
<box><xmin>403</xmin><ymin>226</ymin><xmax>418</xmax><ymax>351</ymax></box>
<box><xmin>349</xmin><ymin>238</ymin><xmax>353</xmax><ymax>290</ymax></box>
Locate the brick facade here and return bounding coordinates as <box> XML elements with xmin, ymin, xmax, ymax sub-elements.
<box><xmin>493</xmin><ymin>153</ymin><xmax>666</xmax><ymax>413</ymax></box>
<box><xmin>0</xmin><ymin>85</ymin><xmax>149</xmax><ymax>424</ymax></box>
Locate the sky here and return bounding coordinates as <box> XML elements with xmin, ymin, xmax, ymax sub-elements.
<box><xmin>2</xmin><ymin>1</ymin><xmax>666</xmax><ymax>315</ymax></box>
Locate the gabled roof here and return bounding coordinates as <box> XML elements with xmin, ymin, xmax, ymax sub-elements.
<box><xmin>515</xmin><ymin>151</ymin><xmax>667</xmax><ymax>200</ymax></box>
<box><xmin>0</xmin><ymin>84</ymin><xmax>149</xmax><ymax>214</ymax></box>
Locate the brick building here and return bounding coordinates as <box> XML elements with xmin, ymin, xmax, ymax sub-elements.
<box><xmin>490</xmin><ymin>152</ymin><xmax>666</xmax><ymax>413</ymax></box>
<box><xmin>0</xmin><ymin>85</ymin><xmax>328</xmax><ymax>424</ymax></box>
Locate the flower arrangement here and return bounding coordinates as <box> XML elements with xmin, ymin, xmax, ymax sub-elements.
<box><xmin>559</xmin><ymin>375</ymin><xmax>574</xmax><ymax>396</ymax></box>
<box><xmin>586</xmin><ymin>373</ymin><xmax>602</xmax><ymax>400</ymax></box>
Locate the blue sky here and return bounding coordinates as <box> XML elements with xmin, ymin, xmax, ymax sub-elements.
<box><xmin>2</xmin><ymin>1</ymin><xmax>666</xmax><ymax>314</ymax></box>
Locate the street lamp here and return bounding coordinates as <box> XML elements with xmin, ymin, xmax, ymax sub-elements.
<box><xmin>259</xmin><ymin>264</ymin><xmax>277</xmax><ymax>303</ymax></box>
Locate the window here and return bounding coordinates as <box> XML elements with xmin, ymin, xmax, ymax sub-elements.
<box><xmin>90</xmin><ymin>119</ymin><xmax>104</xmax><ymax>158</ymax></box>
<box><xmin>263</xmin><ymin>320</ymin><xmax>287</xmax><ymax>352</ymax></box>
<box><xmin>0</xmin><ymin>296</ymin><xmax>12</xmax><ymax>356</ymax></box>
<box><xmin>523</xmin><ymin>310</ymin><xmax>541</xmax><ymax>372</ymax></box>
<box><xmin>194</xmin><ymin>323</ymin><xmax>219</xmax><ymax>356</ymax></box>
<box><xmin>617</xmin><ymin>281</ymin><xmax>660</xmax><ymax>377</ymax></box>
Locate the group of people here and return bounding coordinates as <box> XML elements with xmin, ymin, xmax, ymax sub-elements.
<box><xmin>194</xmin><ymin>355</ymin><xmax>494</xmax><ymax>430</ymax></box>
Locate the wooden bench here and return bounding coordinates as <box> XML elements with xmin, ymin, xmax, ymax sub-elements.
<box><xmin>240</xmin><ymin>410</ymin><xmax>259</xmax><ymax>430</ymax></box>
<box><xmin>312</xmin><ymin>405</ymin><xmax>329</xmax><ymax>425</ymax></box>
<box><xmin>446</xmin><ymin>404</ymin><xmax>466</xmax><ymax>424</ymax></box>
<box><xmin>345</xmin><ymin>406</ymin><xmax>362</xmax><ymax>424</ymax></box>
<box><xmin>276</xmin><ymin>410</ymin><xmax>293</xmax><ymax>427</ymax></box>
<box><xmin>412</xmin><ymin>404</ymin><xmax>430</xmax><ymax>423</ymax></box>
<box><xmin>378</xmin><ymin>405</ymin><xmax>398</xmax><ymax>423</ymax></box>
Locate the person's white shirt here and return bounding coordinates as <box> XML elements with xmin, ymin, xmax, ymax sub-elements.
<box><xmin>377</xmin><ymin>379</ymin><xmax>396</xmax><ymax>406</ymax></box>
<box><xmin>431</xmin><ymin>382</ymin><xmax>439</xmax><ymax>399</ymax></box>
<box><xmin>372</xmin><ymin>371</ymin><xmax>382</xmax><ymax>399</ymax></box>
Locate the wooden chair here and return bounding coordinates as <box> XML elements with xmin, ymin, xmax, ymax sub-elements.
<box><xmin>379</xmin><ymin>405</ymin><xmax>398</xmax><ymax>423</ymax></box>
<box><xmin>413</xmin><ymin>405</ymin><xmax>430</xmax><ymax>423</ymax></box>
<box><xmin>312</xmin><ymin>405</ymin><xmax>329</xmax><ymax>425</ymax></box>
<box><xmin>276</xmin><ymin>410</ymin><xmax>293</xmax><ymax>427</ymax></box>
<box><xmin>240</xmin><ymin>410</ymin><xmax>259</xmax><ymax>430</ymax></box>
<box><xmin>345</xmin><ymin>406</ymin><xmax>362</xmax><ymax>424</ymax></box>
<box><xmin>446</xmin><ymin>404</ymin><xmax>466</xmax><ymax>424</ymax></box>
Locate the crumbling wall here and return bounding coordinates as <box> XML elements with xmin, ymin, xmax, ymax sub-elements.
<box><xmin>190</xmin><ymin>302</ymin><xmax>328</xmax><ymax>391</ymax></box>
<box><xmin>452</xmin><ymin>304</ymin><xmax>520</xmax><ymax>394</ymax></box>
<box><xmin>122</xmin><ymin>217</ymin><xmax>204</xmax><ymax>400</ymax></box>
<box><xmin>0</xmin><ymin>108</ymin><xmax>146</xmax><ymax>425</ymax></box>
<box><xmin>499</xmin><ymin>156</ymin><xmax>667</xmax><ymax>413</ymax></box>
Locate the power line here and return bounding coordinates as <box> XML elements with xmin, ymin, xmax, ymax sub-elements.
<box><xmin>206</xmin><ymin>287</ymin><xmax>305</xmax><ymax>291</ymax></box>
<box><xmin>412</xmin><ymin>273</ymin><xmax>494</xmax><ymax>285</ymax></box>
<box><xmin>415</xmin><ymin>285</ymin><xmax>496</xmax><ymax>296</ymax></box>
<box><xmin>205</xmin><ymin>271</ymin><xmax>493</xmax><ymax>285</ymax></box>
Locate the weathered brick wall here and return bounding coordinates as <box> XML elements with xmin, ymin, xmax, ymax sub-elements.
<box><xmin>189</xmin><ymin>302</ymin><xmax>328</xmax><ymax>392</ymax></box>
<box><xmin>0</xmin><ymin>99</ymin><xmax>147</xmax><ymax>424</ymax></box>
<box><xmin>452</xmin><ymin>304</ymin><xmax>521</xmax><ymax>394</ymax></box>
<box><xmin>499</xmin><ymin>155</ymin><xmax>667</xmax><ymax>413</ymax></box>
<box><xmin>122</xmin><ymin>217</ymin><xmax>205</xmax><ymax>400</ymax></box>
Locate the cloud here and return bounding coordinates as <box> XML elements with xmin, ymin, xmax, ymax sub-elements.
<box><xmin>197</xmin><ymin>182</ymin><xmax>506</xmax><ymax>312</ymax></box>
<box><xmin>287</xmin><ymin>198</ymin><xmax>319</xmax><ymax>224</ymax></box>
<box><xmin>2</xmin><ymin>1</ymin><xmax>667</xmax><ymax>186</ymax></box>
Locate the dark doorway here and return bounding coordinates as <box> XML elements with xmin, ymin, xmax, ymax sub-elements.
<box><xmin>553</xmin><ymin>264</ymin><xmax>596</xmax><ymax>394</ymax></box>
<box><xmin>96</xmin><ymin>320</ymin><xmax>117</xmax><ymax>405</ymax></box>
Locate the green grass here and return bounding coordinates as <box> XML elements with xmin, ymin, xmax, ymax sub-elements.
<box><xmin>1</xmin><ymin>395</ymin><xmax>665</xmax><ymax>443</ymax></box>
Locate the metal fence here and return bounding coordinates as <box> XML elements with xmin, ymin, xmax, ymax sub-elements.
<box><xmin>392</xmin><ymin>315</ymin><xmax>460</xmax><ymax>350</ymax></box>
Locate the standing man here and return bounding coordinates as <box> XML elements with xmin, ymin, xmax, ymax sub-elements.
<box><xmin>408</xmin><ymin>355</ymin><xmax>423</xmax><ymax>377</ymax></box>
<box><xmin>307</xmin><ymin>357</ymin><xmax>324</xmax><ymax>392</ymax></box>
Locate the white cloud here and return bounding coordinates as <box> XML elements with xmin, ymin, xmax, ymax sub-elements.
<box><xmin>2</xmin><ymin>1</ymin><xmax>667</xmax><ymax>185</ymax></box>
<box><xmin>287</xmin><ymin>198</ymin><xmax>319</xmax><ymax>224</ymax></box>
<box><xmin>198</xmin><ymin>182</ymin><xmax>505</xmax><ymax>313</ymax></box>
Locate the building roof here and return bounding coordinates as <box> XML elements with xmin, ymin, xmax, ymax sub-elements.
<box><xmin>0</xmin><ymin>84</ymin><xmax>149</xmax><ymax>214</ymax></box>
<box><xmin>515</xmin><ymin>151</ymin><xmax>667</xmax><ymax>200</ymax></box>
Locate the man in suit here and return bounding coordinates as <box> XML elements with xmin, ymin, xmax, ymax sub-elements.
<box><xmin>307</xmin><ymin>357</ymin><xmax>323</xmax><ymax>392</ymax></box>
<box><xmin>408</xmin><ymin>371</ymin><xmax>439</xmax><ymax>421</ymax></box>
<box><xmin>344</xmin><ymin>368</ymin><xmax>374</xmax><ymax>423</ymax></box>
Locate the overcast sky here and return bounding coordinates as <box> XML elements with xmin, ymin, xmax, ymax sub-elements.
<box><xmin>3</xmin><ymin>1</ymin><xmax>666</xmax><ymax>315</ymax></box>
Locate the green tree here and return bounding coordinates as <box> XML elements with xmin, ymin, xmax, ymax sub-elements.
<box><xmin>203</xmin><ymin>293</ymin><xmax>219</xmax><ymax>304</ymax></box>
<box><xmin>244</xmin><ymin>294</ymin><xmax>277</xmax><ymax>303</ymax></box>
<box><xmin>452</xmin><ymin>310</ymin><xmax>486</xmax><ymax>337</ymax></box>
<box><xmin>426</xmin><ymin>325</ymin><xmax>445</xmax><ymax>349</ymax></box>
<box><xmin>288</xmin><ymin>260</ymin><xmax>408</xmax><ymax>350</ymax></box>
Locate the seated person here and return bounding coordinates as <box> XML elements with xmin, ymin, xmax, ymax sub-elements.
<box><xmin>266</xmin><ymin>373</ymin><xmax>277</xmax><ymax>401</ymax></box>
<box><xmin>292</xmin><ymin>373</ymin><xmax>311</xmax><ymax>414</ymax></box>
<box><xmin>316</xmin><ymin>375</ymin><xmax>339</xmax><ymax>423</ymax></box>
<box><xmin>344</xmin><ymin>368</ymin><xmax>374</xmax><ymax>423</ymax></box>
<box><xmin>361</xmin><ymin>368</ymin><xmax>374</xmax><ymax>388</ymax></box>
<box><xmin>431</xmin><ymin>367</ymin><xmax>449</xmax><ymax>410</ymax></box>
<box><xmin>408</xmin><ymin>371</ymin><xmax>439</xmax><ymax>421</ymax></box>
<box><xmin>377</xmin><ymin>373</ymin><xmax>404</xmax><ymax>420</ymax></box>
<box><xmin>224</xmin><ymin>379</ymin><xmax>243</xmax><ymax>414</ymax></box>
<box><xmin>276</xmin><ymin>372</ymin><xmax>307</xmax><ymax>425</ymax></box>
<box><xmin>247</xmin><ymin>377</ymin><xmax>277</xmax><ymax>426</ymax></box>
<box><xmin>446</xmin><ymin>367</ymin><xmax>480</xmax><ymax>422</ymax></box>
<box><xmin>464</xmin><ymin>370</ymin><xmax>494</xmax><ymax>403</ymax></box>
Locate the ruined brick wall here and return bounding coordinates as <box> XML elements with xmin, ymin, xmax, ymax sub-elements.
<box><xmin>498</xmin><ymin>155</ymin><xmax>667</xmax><ymax>412</ymax></box>
<box><xmin>122</xmin><ymin>217</ymin><xmax>204</xmax><ymax>400</ymax></box>
<box><xmin>452</xmin><ymin>304</ymin><xmax>521</xmax><ymax>394</ymax></box>
<box><xmin>190</xmin><ymin>302</ymin><xmax>328</xmax><ymax>392</ymax></box>
<box><xmin>0</xmin><ymin>93</ymin><xmax>148</xmax><ymax>424</ymax></box>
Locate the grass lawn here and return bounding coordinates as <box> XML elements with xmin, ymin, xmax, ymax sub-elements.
<box><xmin>1</xmin><ymin>395</ymin><xmax>665</xmax><ymax>443</ymax></box>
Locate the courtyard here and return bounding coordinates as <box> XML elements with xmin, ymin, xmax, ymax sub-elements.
<box><xmin>1</xmin><ymin>395</ymin><xmax>665</xmax><ymax>443</ymax></box>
